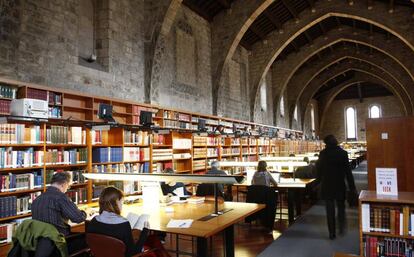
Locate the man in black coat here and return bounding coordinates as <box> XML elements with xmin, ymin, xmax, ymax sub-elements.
<box><xmin>316</xmin><ymin>135</ymin><xmax>356</xmax><ymax>239</ymax></box>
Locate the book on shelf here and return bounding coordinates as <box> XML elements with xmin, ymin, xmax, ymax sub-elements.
<box><xmin>123</xmin><ymin>147</ymin><xmax>150</xmax><ymax>162</ymax></box>
<box><xmin>361</xmin><ymin>203</ymin><xmax>414</xmax><ymax>236</ymax></box>
<box><xmin>152</xmin><ymin>162</ymin><xmax>172</xmax><ymax>173</ymax></box>
<box><xmin>173</xmin><ymin>153</ymin><xmax>191</xmax><ymax>159</ymax></box>
<box><xmin>0</xmin><ymin>124</ymin><xmax>44</xmax><ymax>144</ymax></box>
<box><xmin>26</xmin><ymin>88</ymin><xmax>48</xmax><ymax>101</ymax></box>
<box><xmin>206</xmin><ymin>148</ymin><xmax>218</xmax><ymax>157</ymax></box>
<box><xmin>0</xmin><ymin>100</ymin><xmax>11</xmax><ymax>114</ymax></box>
<box><xmin>111</xmin><ymin>181</ymin><xmax>141</xmax><ymax>196</ymax></box>
<box><xmin>0</xmin><ymin>147</ymin><xmax>44</xmax><ymax>168</ymax></box>
<box><xmin>0</xmin><ymin>171</ymin><xmax>43</xmax><ymax>192</ymax></box>
<box><xmin>363</xmin><ymin>236</ymin><xmax>414</xmax><ymax>257</ymax></box>
<box><xmin>48</xmin><ymin>107</ymin><xmax>61</xmax><ymax>119</ymax></box>
<box><xmin>48</xmin><ymin>92</ymin><xmax>62</xmax><ymax>105</ymax></box>
<box><xmin>44</xmin><ymin>148</ymin><xmax>87</xmax><ymax>165</ymax></box>
<box><xmin>0</xmin><ymin>84</ymin><xmax>17</xmax><ymax>99</ymax></box>
<box><xmin>92</xmin><ymin>185</ymin><xmax>106</xmax><ymax>200</ymax></box>
<box><xmin>172</xmin><ymin>138</ymin><xmax>192</xmax><ymax>149</ymax></box>
<box><xmin>192</xmin><ymin>159</ymin><xmax>206</xmax><ymax>170</ymax></box>
<box><xmin>92</xmin><ymin>147</ymin><xmax>122</xmax><ymax>163</ymax></box>
<box><xmin>92</xmin><ymin>163</ymin><xmax>149</xmax><ymax>173</ymax></box>
<box><xmin>66</xmin><ymin>188</ymin><xmax>87</xmax><ymax>204</ymax></box>
<box><xmin>193</xmin><ymin>148</ymin><xmax>206</xmax><ymax>158</ymax></box>
<box><xmin>45</xmin><ymin>169</ymin><xmax>86</xmax><ymax>185</ymax></box>
<box><xmin>46</xmin><ymin>126</ymin><xmax>86</xmax><ymax>145</ymax></box>
<box><xmin>207</xmin><ymin>137</ymin><xmax>219</xmax><ymax>146</ymax></box>
<box><xmin>164</xmin><ymin>120</ymin><xmax>192</xmax><ymax>130</ymax></box>
<box><xmin>152</xmin><ymin>134</ymin><xmax>166</xmax><ymax>145</ymax></box>
<box><xmin>152</xmin><ymin>149</ymin><xmax>173</xmax><ymax>161</ymax></box>
<box><xmin>0</xmin><ymin>217</ymin><xmax>29</xmax><ymax>244</ymax></box>
<box><xmin>124</xmin><ymin>130</ymin><xmax>150</xmax><ymax>145</ymax></box>
<box><xmin>0</xmin><ymin>193</ymin><xmax>39</xmax><ymax>218</ymax></box>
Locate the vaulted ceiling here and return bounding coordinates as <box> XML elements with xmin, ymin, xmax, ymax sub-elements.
<box><xmin>181</xmin><ymin>0</ymin><xmax>414</xmax><ymax>128</ymax></box>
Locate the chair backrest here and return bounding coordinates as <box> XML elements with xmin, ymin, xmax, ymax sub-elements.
<box><xmin>86</xmin><ymin>233</ymin><xmax>126</xmax><ymax>257</ymax></box>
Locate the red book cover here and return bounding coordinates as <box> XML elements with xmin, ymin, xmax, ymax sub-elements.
<box><xmin>395</xmin><ymin>210</ymin><xmax>400</xmax><ymax>235</ymax></box>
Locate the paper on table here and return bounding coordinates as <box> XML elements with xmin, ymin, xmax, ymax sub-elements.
<box><xmin>166</xmin><ymin>219</ymin><xmax>193</xmax><ymax>228</ymax></box>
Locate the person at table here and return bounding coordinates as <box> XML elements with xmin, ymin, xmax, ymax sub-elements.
<box><xmin>31</xmin><ymin>171</ymin><xmax>88</xmax><ymax>255</ymax></box>
<box><xmin>86</xmin><ymin>186</ymin><xmax>171</xmax><ymax>257</ymax></box>
<box><xmin>252</xmin><ymin>160</ymin><xmax>278</xmax><ymax>187</ymax></box>
<box><xmin>316</xmin><ymin>134</ymin><xmax>356</xmax><ymax>240</ymax></box>
<box><xmin>205</xmin><ymin>161</ymin><xmax>233</xmax><ymax>200</ymax></box>
<box><xmin>160</xmin><ymin>167</ymin><xmax>190</xmax><ymax>196</ymax></box>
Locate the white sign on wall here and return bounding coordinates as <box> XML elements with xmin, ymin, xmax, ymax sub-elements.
<box><xmin>376</xmin><ymin>168</ymin><xmax>398</xmax><ymax>196</ymax></box>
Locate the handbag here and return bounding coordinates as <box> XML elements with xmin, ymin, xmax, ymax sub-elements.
<box><xmin>346</xmin><ymin>189</ymin><xmax>358</xmax><ymax>207</ymax></box>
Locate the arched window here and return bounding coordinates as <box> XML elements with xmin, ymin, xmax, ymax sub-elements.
<box><xmin>369</xmin><ymin>105</ymin><xmax>381</xmax><ymax>118</ymax></box>
<box><xmin>345</xmin><ymin>107</ymin><xmax>357</xmax><ymax>140</ymax></box>
<box><xmin>78</xmin><ymin>0</ymin><xmax>95</xmax><ymax>60</ymax></box>
<box><xmin>293</xmin><ymin>105</ymin><xmax>298</xmax><ymax>121</ymax></box>
<box><xmin>310</xmin><ymin>105</ymin><xmax>315</xmax><ymax>134</ymax></box>
<box><xmin>260</xmin><ymin>81</ymin><xmax>267</xmax><ymax>112</ymax></box>
<box><xmin>280</xmin><ymin>96</ymin><xmax>285</xmax><ymax>117</ymax></box>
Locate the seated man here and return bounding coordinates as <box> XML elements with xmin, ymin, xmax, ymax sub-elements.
<box><xmin>32</xmin><ymin>171</ymin><xmax>87</xmax><ymax>255</ymax></box>
<box><xmin>205</xmin><ymin>161</ymin><xmax>232</xmax><ymax>201</ymax></box>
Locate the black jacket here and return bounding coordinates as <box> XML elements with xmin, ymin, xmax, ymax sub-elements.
<box><xmin>245</xmin><ymin>185</ymin><xmax>277</xmax><ymax>228</ymax></box>
<box><xmin>316</xmin><ymin>145</ymin><xmax>356</xmax><ymax>200</ymax></box>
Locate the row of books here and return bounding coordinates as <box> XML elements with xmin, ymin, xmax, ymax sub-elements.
<box><xmin>48</xmin><ymin>92</ymin><xmax>62</xmax><ymax>105</ymax></box>
<box><xmin>258</xmin><ymin>138</ymin><xmax>270</xmax><ymax>145</ymax></box>
<box><xmin>152</xmin><ymin>162</ymin><xmax>172</xmax><ymax>173</ymax></box>
<box><xmin>0</xmin><ymin>193</ymin><xmax>38</xmax><ymax>218</ymax></box>
<box><xmin>258</xmin><ymin>146</ymin><xmax>269</xmax><ymax>154</ymax></box>
<box><xmin>44</xmin><ymin>148</ymin><xmax>88</xmax><ymax>165</ymax></box>
<box><xmin>26</xmin><ymin>88</ymin><xmax>48</xmax><ymax>101</ymax></box>
<box><xmin>163</xmin><ymin>111</ymin><xmax>191</xmax><ymax>122</ymax></box>
<box><xmin>193</xmin><ymin>136</ymin><xmax>207</xmax><ymax>146</ymax></box>
<box><xmin>172</xmin><ymin>138</ymin><xmax>192</xmax><ymax>149</ymax></box>
<box><xmin>207</xmin><ymin>137</ymin><xmax>220</xmax><ymax>146</ymax></box>
<box><xmin>92</xmin><ymin>163</ymin><xmax>150</xmax><ymax>173</ymax></box>
<box><xmin>123</xmin><ymin>147</ymin><xmax>150</xmax><ymax>162</ymax></box>
<box><xmin>48</xmin><ymin>106</ymin><xmax>62</xmax><ymax>119</ymax></box>
<box><xmin>66</xmin><ymin>188</ymin><xmax>87</xmax><ymax>205</ymax></box>
<box><xmin>361</xmin><ymin>204</ymin><xmax>414</xmax><ymax>236</ymax></box>
<box><xmin>193</xmin><ymin>148</ymin><xmax>206</xmax><ymax>158</ymax></box>
<box><xmin>0</xmin><ymin>84</ymin><xmax>17</xmax><ymax>99</ymax></box>
<box><xmin>0</xmin><ymin>171</ymin><xmax>43</xmax><ymax>192</ymax></box>
<box><xmin>207</xmin><ymin>148</ymin><xmax>219</xmax><ymax>157</ymax></box>
<box><xmin>92</xmin><ymin>147</ymin><xmax>123</xmax><ymax>163</ymax></box>
<box><xmin>46</xmin><ymin>126</ymin><xmax>85</xmax><ymax>145</ymax></box>
<box><xmin>363</xmin><ymin>236</ymin><xmax>414</xmax><ymax>257</ymax></box>
<box><xmin>45</xmin><ymin>169</ymin><xmax>86</xmax><ymax>185</ymax></box>
<box><xmin>0</xmin><ymin>218</ymin><xmax>28</xmax><ymax>244</ymax></box>
<box><xmin>193</xmin><ymin>159</ymin><xmax>206</xmax><ymax>170</ymax></box>
<box><xmin>0</xmin><ymin>100</ymin><xmax>10</xmax><ymax>114</ymax></box>
<box><xmin>0</xmin><ymin>148</ymin><xmax>43</xmax><ymax>168</ymax></box>
<box><xmin>0</xmin><ymin>124</ymin><xmax>43</xmax><ymax>144</ymax></box>
<box><xmin>222</xmin><ymin>148</ymin><xmax>240</xmax><ymax>155</ymax></box>
<box><xmin>124</xmin><ymin>130</ymin><xmax>150</xmax><ymax>145</ymax></box>
<box><xmin>152</xmin><ymin>134</ymin><xmax>166</xmax><ymax>145</ymax></box>
<box><xmin>163</xmin><ymin>120</ymin><xmax>194</xmax><ymax>130</ymax></box>
<box><xmin>152</xmin><ymin>149</ymin><xmax>173</xmax><ymax>161</ymax></box>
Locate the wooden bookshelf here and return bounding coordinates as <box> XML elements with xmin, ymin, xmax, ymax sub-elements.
<box><xmin>359</xmin><ymin>190</ymin><xmax>414</xmax><ymax>256</ymax></box>
<box><xmin>0</xmin><ymin>77</ymin><xmax>323</xmax><ymax>252</ymax></box>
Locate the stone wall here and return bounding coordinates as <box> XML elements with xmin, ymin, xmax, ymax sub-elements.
<box><xmin>253</xmin><ymin>70</ymin><xmax>273</xmax><ymax>125</ymax></box>
<box><xmin>320</xmin><ymin>96</ymin><xmax>403</xmax><ymax>142</ymax></box>
<box><xmin>216</xmin><ymin>46</ymin><xmax>250</xmax><ymax>121</ymax></box>
<box><xmin>0</xmin><ymin>0</ymin><xmax>146</xmax><ymax>102</ymax></box>
<box><xmin>153</xmin><ymin>5</ymin><xmax>212</xmax><ymax>114</ymax></box>
<box><xmin>275</xmin><ymin>89</ymin><xmax>290</xmax><ymax>128</ymax></box>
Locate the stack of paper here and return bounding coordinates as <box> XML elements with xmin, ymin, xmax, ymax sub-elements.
<box><xmin>166</xmin><ymin>219</ymin><xmax>193</xmax><ymax>228</ymax></box>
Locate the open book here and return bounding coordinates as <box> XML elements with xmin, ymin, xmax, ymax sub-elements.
<box><xmin>126</xmin><ymin>212</ymin><xmax>150</xmax><ymax>230</ymax></box>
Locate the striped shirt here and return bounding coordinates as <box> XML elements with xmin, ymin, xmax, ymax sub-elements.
<box><xmin>32</xmin><ymin>186</ymin><xmax>86</xmax><ymax>235</ymax></box>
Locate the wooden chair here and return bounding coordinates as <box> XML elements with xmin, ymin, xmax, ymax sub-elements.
<box><xmin>86</xmin><ymin>233</ymin><xmax>155</xmax><ymax>257</ymax></box>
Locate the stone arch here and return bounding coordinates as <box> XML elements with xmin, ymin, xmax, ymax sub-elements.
<box><xmin>298</xmin><ymin>61</ymin><xmax>412</xmax><ymax>128</ymax></box>
<box><xmin>248</xmin><ymin>0</ymin><xmax>414</xmax><ymax>119</ymax></box>
<box><xmin>318</xmin><ymin>76</ymin><xmax>406</xmax><ymax>131</ymax></box>
<box><xmin>256</xmin><ymin>26</ymin><xmax>414</xmax><ymax>123</ymax></box>
<box><xmin>145</xmin><ymin>0</ymin><xmax>183</xmax><ymax>103</ymax></box>
<box><xmin>286</xmin><ymin>50</ymin><xmax>414</xmax><ymax>124</ymax></box>
<box><xmin>211</xmin><ymin>0</ymin><xmax>274</xmax><ymax>115</ymax></box>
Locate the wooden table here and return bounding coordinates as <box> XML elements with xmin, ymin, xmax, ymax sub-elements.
<box><xmin>234</xmin><ymin>178</ymin><xmax>316</xmax><ymax>224</ymax></box>
<box><xmin>75</xmin><ymin>201</ymin><xmax>265</xmax><ymax>257</ymax></box>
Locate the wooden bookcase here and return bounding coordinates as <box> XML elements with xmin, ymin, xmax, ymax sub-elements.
<box><xmin>359</xmin><ymin>190</ymin><xmax>414</xmax><ymax>257</ymax></box>
<box><xmin>0</xmin><ymin>77</ymin><xmax>323</xmax><ymax>255</ymax></box>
